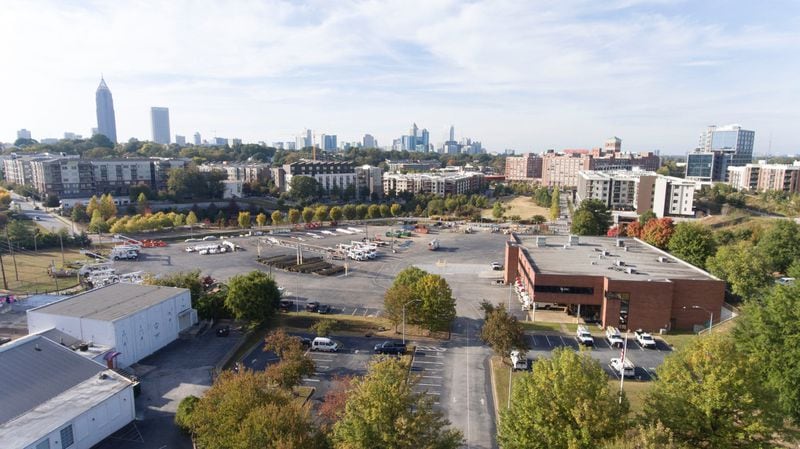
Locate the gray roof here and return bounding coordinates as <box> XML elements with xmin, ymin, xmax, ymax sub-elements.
<box><xmin>0</xmin><ymin>335</ymin><xmax>104</xmax><ymax>424</ymax></box>
<box><xmin>518</xmin><ymin>236</ymin><xmax>719</xmax><ymax>281</ymax></box>
<box><xmin>30</xmin><ymin>283</ymin><xmax>188</xmax><ymax>322</ymax></box>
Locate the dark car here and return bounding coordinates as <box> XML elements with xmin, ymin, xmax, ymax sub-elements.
<box><xmin>373</xmin><ymin>341</ymin><xmax>407</xmax><ymax>355</ymax></box>
<box><xmin>216</xmin><ymin>326</ymin><xmax>230</xmax><ymax>337</ymax></box>
<box><xmin>317</xmin><ymin>304</ymin><xmax>331</xmax><ymax>314</ymax></box>
<box><xmin>279</xmin><ymin>300</ymin><xmax>294</xmax><ymax>312</ymax></box>
<box><xmin>306</xmin><ymin>301</ymin><xmax>320</xmax><ymax>312</ymax></box>
<box><xmin>297</xmin><ymin>337</ymin><xmax>312</xmax><ymax>349</ymax></box>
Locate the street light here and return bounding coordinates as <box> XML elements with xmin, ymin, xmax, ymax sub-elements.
<box><xmin>402</xmin><ymin>299</ymin><xmax>421</xmax><ymax>345</ymax></box>
<box><xmin>683</xmin><ymin>305</ymin><xmax>713</xmax><ymax>333</ymax></box>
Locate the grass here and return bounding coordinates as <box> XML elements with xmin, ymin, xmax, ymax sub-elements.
<box><xmin>482</xmin><ymin>196</ymin><xmax>550</xmax><ymax>220</ymax></box>
<box><xmin>490</xmin><ymin>356</ymin><xmax>521</xmax><ymax>420</ymax></box>
<box><xmin>520</xmin><ymin>321</ymin><xmax>572</xmax><ymax>332</ymax></box>
<box><xmin>277</xmin><ymin>311</ymin><xmax>392</xmax><ymax>336</ymax></box>
<box><xmin>612</xmin><ymin>379</ymin><xmax>651</xmax><ymax>414</ymax></box>
<box><xmin>659</xmin><ymin>332</ymin><xmax>697</xmax><ymax>352</ymax></box>
<box><xmin>1</xmin><ymin>248</ymin><xmax>85</xmax><ymax>294</ymax></box>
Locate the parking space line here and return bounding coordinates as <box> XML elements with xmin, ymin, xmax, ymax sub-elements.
<box><xmin>351</xmin><ymin>308</ymin><xmax>358</xmax><ymax>316</ymax></box>
<box><xmin>302</xmin><ymin>378</ymin><xmax>320</xmax><ymax>382</ymax></box>
<box><xmin>424</xmin><ymin>391</ymin><xmax>441</xmax><ymax>395</ymax></box>
<box><xmin>559</xmin><ymin>336</ymin><xmax>567</xmax><ymax>346</ymax></box>
<box><xmin>418</xmin><ymin>383</ymin><xmax>442</xmax><ymax>387</ymax></box>
<box><xmin>314</xmin><ymin>366</ymin><xmax>330</xmax><ymax>370</ymax></box>
<box><xmin>413</xmin><ymin>361</ymin><xmax>445</xmax><ymax>365</ymax></box>
<box><xmin>421</xmin><ymin>375</ymin><xmax>443</xmax><ymax>379</ymax></box>
<box><xmin>544</xmin><ymin>335</ymin><xmax>553</xmax><ymax>347</ymax></box>
<box><xmin>363</xmin><ymin>309</ymin><xmax>368</xmax><ymax>317</ymax></box>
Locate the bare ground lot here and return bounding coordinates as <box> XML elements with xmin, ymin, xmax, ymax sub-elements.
<box><xmin>482</xmin><ymin>196</ymin><xmax>550</xmax><ymax>220</ymax></box>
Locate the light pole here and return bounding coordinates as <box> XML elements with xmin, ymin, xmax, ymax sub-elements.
<box><xmin>683</xmin><ymin>305</ymin><xmax>713</xmax><ymax>333</ymax></box>
<box><xmin>402</xmin><ymin>299</ymin><xmax>421</xmax><ymax>345</ymax></box>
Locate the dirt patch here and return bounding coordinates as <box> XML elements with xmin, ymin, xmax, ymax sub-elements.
<box><xmin>482</xmin><ymin>196</ymin><xmax>550</xmax><ymax>220</ymax></box>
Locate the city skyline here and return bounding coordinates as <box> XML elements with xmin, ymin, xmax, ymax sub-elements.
<box><xmin>2</xmin><ymin>1</ymin><xmax>799</xmax><ymax>154</ymax></box>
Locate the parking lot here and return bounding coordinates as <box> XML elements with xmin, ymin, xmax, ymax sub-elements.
<box><xmin>524</xmin><ymin>332</ymin><xmax>672</xmax><ymax>381</ymax></box>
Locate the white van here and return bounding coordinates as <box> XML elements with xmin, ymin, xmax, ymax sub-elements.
<box><xmin>510</xmin><ymin>350</ymin><xmax>528</xmax><ymax>371</ymax></box>
<box><xmin>311</xmin><ymin>337</ymin><xmax>339</xmax><ymax>352</ymax></box>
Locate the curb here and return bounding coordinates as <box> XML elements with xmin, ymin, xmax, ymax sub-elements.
<box><xmin>488</xmin><ymin>357</ymin><xmax>501</xmax><ymax>424</ymax></box>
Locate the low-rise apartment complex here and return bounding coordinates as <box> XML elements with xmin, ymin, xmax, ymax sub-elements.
<box><xmin>541</xmin><ymin>148</ymin><xmax>660</xmax><ymax>187</ymax></box>
<box><xmin>272</xmin><ymin>160</ymin><xmax>383</xmax><ymax>199</ymax></box>
<box><xmin>576</xmin><ymin>170</ymin><xmax>696</xmax><ymax>218</ymax></box>
<box><xmin>505</xmin><ymin>153</ymin><xmax>543</xmax><ymax>181</ymax></box>
<box><xmin>727</xmin><ymin>161</ymin><xmax>800</xmax><ymax>194</ymax></box>
<box><xmin>198</xmin><ymin>162</ymin><xmax>271</xmax><ymax>184</ymax></box>
<box><xmin>383</xmin><ymin>171</ymin><xmax>485</xmax><ymax>196</ymax></box>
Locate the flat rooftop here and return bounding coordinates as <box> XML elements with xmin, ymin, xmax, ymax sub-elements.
<box><xmin>29</xmin><ymin>283</ymin><xmax>187</xmax><ymax>322</ymax></box>
<box><xmin>518</xmin><ymin>236</ymin><xmax>718</xmax><ymax>281</ymax></box>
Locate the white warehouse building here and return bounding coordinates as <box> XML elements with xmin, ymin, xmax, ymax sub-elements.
<box><xmin>27</xmin><ymin>284</ymin><xmax>198</xmax><ymax>368</ymax></box>
<box><xmin>0</xmin><ymin>334</ymin><xmax>135</xmax><ymax>449</ymax></box>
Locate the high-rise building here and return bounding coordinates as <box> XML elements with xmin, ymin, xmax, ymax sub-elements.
<box><xmin>604</xmin><ymin>137</ymin><xmax>622</xmax><ymax>153</ymax></box>
<box><xmin>175</xmin><ymin>135</ymin><xmax>186</xmax><ymax>146</ymax></box>
<box><xmin>728</xmin><ymin>161</ymin><xmax>800</xmax><ymax>194</ymax></box>
<box><xmin>685</xmin><ymin>149</ymin><xmax>731</xmax><ymax>182</ymax></box>
<box><xmin>306</xmin><ymin>129</ymin><xmax>313</xmax><ymax>148</ymax></box>
<box><xmin>420</xmin><ymin>129</ymin><xmax>430</xmax><ymax>151</ymax></box>
<box><xmin>505</xmin><ymin>153</ymin><xmax>543</xmax><ymax>180</ymax></box>
<box><xmin>321</xmin><ymin>134</ymin><xmax>337</xmax><ymax>151</ymax></box>
<box><xmin>64</xmin><ymin>132</ymin><xmax>81</xmax><ymax>140</ymax></box>
<box><xmin>193</xmin><ymin>132</ymin><xmax>201</xmax><ymax>145</ymax></box>
<box><xmin>449</xmin><ymin>125</ymin><xmax>455</xmax><ymax>142</ymax></box>
<box><xmin>150</xmin><ymin>107</ymin><xmax>171</xmax><ymax>144</ymax></box>
<box><xmin>16</xmin><ymin>129</ymin><xmax>32</xmax><ymax>140</ymax></box>
<box><xmin>363</xmin><ymin>134</ymin><xmax>376</xmax><ymax>148</ymax></box>
<box><xmin>95</xmin><ymin>77</ymin><xmax>117</xmax><ymax>144</ymax></box>
<box><xmin>698</xmin><ymin>124</ymin><xmax>755</xmax><ymax>167</ymax></box>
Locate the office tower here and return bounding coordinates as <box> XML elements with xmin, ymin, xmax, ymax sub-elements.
<box><xmin>214</xmin><ymin>137</ymin><xmax>228</xmax><ymax>146</ymax></box>
<box><xmin>306</xmin><ymin>129</ymin><xmax>313</xmax><ymax>148</ymax></box>
<box><xmin>449</xmin><ymin>125</ymin><xmax>455</xmax><ymax>142</ymax></box>
<box><xmin>175</xmin><ymin>135</ymin><xmax>186</xmax><ymax>146</ymax></box>
<box><xmin>604</xmin><ymin>137</ymin><xmax>622</xmax><ymax>153</ymax></box>
<box><xmin>698</xmin><ymin>124</ymin><xmax>755</xmax><ymax>166</ymax></box>
<box><xmin>363</xmin><ymin>134</ymin><xmax>376</xmax><ymax>148</ymax></box>
<box><xmin>95</xmin><ymin>77</ymin><xmax>117</xmax><ymax>143</ymax></box>
<box><xmin>193</xmin><ymin>132</ymin><xmax>201</xmax><ymax>145</ymax></box>
<box><xmin>16</xmin><ymin>129</ymin><xmax>32</xmax><ymax>140</ymax></box>
<box><xmin>421</xmin><ymin>129</ymin><xmax>430</xmax><ymax>151</ymax></box>
<box><xmin>321</xmin><ymin>134</ymin><xmax>337</xmax><ymax>151</ymax></box>
<box><xmin>231</xmin><ymin>138</ymin><xmax>242</xmax><ymax>146</ymax></box>
<box><xmin>150</xmin><ymin>107</ymin><xmax>171</xmax><ymax>144</ymax></box>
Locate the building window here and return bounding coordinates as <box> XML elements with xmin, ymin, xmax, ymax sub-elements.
<box><xmin>60</xmin><ymin>425</ymin><xmax>75</xmax><ymax>448</ymax></box>
<box><xmin>533</xmin><ymin>285</ymin><xmax>594</xmax><ymax>295</ymax></box>
<box><xmin>36</xmin><ymin>439</ymin><xmax>51</xmax><ymax>449</ymax></box>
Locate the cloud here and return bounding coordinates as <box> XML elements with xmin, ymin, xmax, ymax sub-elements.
<box><xmin>0</xmin><ymin>0</ymin><xmax>798</xmax><ymax>153</ymax></box>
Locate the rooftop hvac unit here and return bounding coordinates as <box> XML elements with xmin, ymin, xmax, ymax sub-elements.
<box><xmin>535</xmin><ymin>236</ymin><xmax>547</xmax><ymax>247</ymax></box>
<box><xmin>626</xmin><ymin>267</ymin><xmax>636</xmax><ymax>274</ymax></box>
<box><xmin>616</xmin><ymin>239</ymin><xmax>625</xmax><ymax>247</ymax></box>
<box><xmin>568</xmin><ymin>235</ymin><xmax>580</xmax><ymax>245</ymax></box>
<box><xmin>563</xmin><ymin>244</ymin><xmax>569</xmax><ymax>249</ymax></box>
<box><xmin>601</xmin><ymin>250</ymin><xmax>608</xmax><ymax>256</ymax></box>
<box><xmin>624</xmin><ymin>247</ymin><xmax>629</xmax><ymax>252</ymax></box>
<box><xmin>658</xmin><ymin>256</ymin><xmax>667</xmax><ymax>263</ymax></box>
<box><xmin>616</xmin><ymin>260</ymin><xmax>625</xmax><ymax>267</ymax></box>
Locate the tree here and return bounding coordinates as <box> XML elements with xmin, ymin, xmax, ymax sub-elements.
<box><xmin>174</xmin><ymin>395</ymin><xmax>199</xmax><ymax>434</ymax></box>
<box><xmin>667</xmin><ymin>222</ymin><xmax>716</xmax><ymax>268</ymax></box>
<box><xmin>6</xmin><ymin>219</ymin><xmax>33</xmax><ymax>247</ymax></box>
<box><xmin>735</xmin><ymin>282</ymin><xmax>800</xmax><ymax>423</ymax></box>
<box><xmin>355</xmin><ymin>204</ymin><xmax>369</xmax><ymax>219</ymax></box>
<box><xmin>99</xmin><ymin>193</ymin><xmax>117</xmax><ymax>220</ymax></box>
<box><xmin>314</xmin><ymin>205</ymin><xmax>329</xmax><ymax>223</ymax></box>
<box><xmin>319</xmin><ymin>375</ymin><xmax>354</xmax><ymax>426</ymax></box>
<box><xmin>390</xmin><ymin>203</ymin><xmax>402</xmax><ymax>217</ymax></box>
<box><xmin>302</xmin><ymin>207</ymin><xmax>315</xmax><ymax>224</ymax></box>
<box><xmin>289</xmin><ymin>176</ymin><xmax>320</xmax><ymax>203</ymax></box>
<box><xmin>188</xmin><ymin>371</ymin><xmax>324</xmax><ymax>449</ymax></box>
<box><xmin>215</xmin><ymin>210</ymin><xmax>226</xmax><ymax>228</ymax></box>
<box><xmin>271</xmin><ymin>210</ymin><xmax>283</xmax><ymax>225</ymax></box>
<box><xmin>332</xmin><ymin>357</ymin><xmax>463</xmax><ymax>449</ymax></box>
<box><xmin>288</xmin><ymin>208</ymin><xmax>301</xmax><ymax>225</ymax></box>
<box><xmin>643</xmin><ymin>333</ymin><xmax>782</xmax><ymax>448</ymax></box>
<box><xmin>70</xmin><ymin>203</ymin><xmax>89</xmax><ymax>223</ymax></box>
<box><xmin>480</xmin><ymin>304</ymin><xmax>529</xmax><ymax>357</ymax></box>
<box><xmin>44</xmin><ymin>194</ymin><xmax>60</xmax><ymax>208</ymax></box>
<box><xmin>88</xmin><ymin>209</ymin><xmax>109</xmax><ymax>233</ymax></box>
<box><xmin>311</xmin><ymin>319</ymin><xmax>336</xmax><ymax>337</ymax></box>
<box><xmin>706</xmin><ymin>241</ymin><xmax>771</xmax><ymax>299</ymax></box>
<box><xmin>625</xmin><ymin>221</ymin><xmax>643</xmax><ymax>238</ymax></box>
<box><xmin>600</xmin><ymin>423</ymin><xmax>688</xmax><ymax>449</ymax></box>
<box><xmin>329</xmin><ymin>206</ymin><xmax>343</xmax><ymax>222</ymax></box>
<box><xmin>412</xmin><ymin>274</ymin><xmax>457</xmax><ymax>334</ymax></box>
<box><xmin>570</xmin><ymin>199</ymin><xmax>611</xmax><ymax>236</ymax></box>
<box><xmin>263</xmin><ymin>329</ymin><xmax>315</xmax><ymax>389</ymax></box>
<box><xmin>186</xmin><ymin>211</ymin><xmax>198</xmax><ymax>229</ymax></box>
<box><xmin>379</xmin><ymin>204</ymin><xmax>390</xmax><ymax>218</ymax></box>
<box><xmin>225</xmin><ymin>271</ymin><xmax>281</xmax><ymax>324</ymax></box>
<box><xmin>367</xmin><ymin>204</ymin><xmax>381</xmax><ymax>219</ymax></box>
<box><xmin>237</xmin><ymin>211</ymin><xmax>251</xmax><ymax>228</ymax></box>
<box><xmin>86</xmin><ymin>195</ymin><xmax>99</xmax><ymax>217</ymax></box>
<box><xmin>756</xmin><ymin>220</ymin><xmax>800</xmax><ymax>273</ymax></box>
<box><xmin>640</xmin><ymin>217</ymin><xmax>674</xmax><ymax>249</ymax></box>
<box><xmin>638</xmin><ymin>210</ymin><xmax>657</xmax><ymax>226</ymax></box>
<box><xmin>492</xmin><ymin>201</ymin><xmax>505</xmax><ymax>219</ymax></box>
<box><xmin>136</xmin><ymin>192</ymin><xmax>149</xmax><ymax>215</ymax></box>
<box><xmin>172</xmin><ymin>213</ymin><xmax>185</xmax><ymax>227</ymax></box>
<box><xmin>144</xmin><ymin>270</ymin><xmax>204</xmax><ymax>307</ymax></box>
<box><xmin>550</xmin><ymin>187</ymin><xmax>560</xmax><ymax>220</ymax></box>
<box><xmin>498</xmin><ymin>348</ymin><xmax>628</xmax><ymax>449</ymax></box>
<box><xmin>343</xmin><ymin>204</ymin><xmax>357</xmax><ymax>220</ymax></box>
<box><xmin>531</xmin><ymin>214</ymin><xmax>546</xmax><ymax>224</ymax></box>
<box><xmin>256</xmin><ymin>212</ymin><xmax>267</xmax><ymax>227</ymax></box>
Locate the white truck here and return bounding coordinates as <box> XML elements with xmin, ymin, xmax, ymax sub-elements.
<box><xmin>634</xmin><ymin>329</ymin><xmax>657</xmax><ymax>349</ymax></box>
<box><xmin>610</xmin><ymin>357</ymin><xmax>635</xmax><ymax>378</ymax></box>
<box><xmin>510</xmin><ymin>350</ymin><xmax>528</xmax><ymax>371</ymax></box>
<box><xmin>576</xmin><ymin>325</ymin><xmax>594</xmax><ymax>346</ymax></box>
<box><xmin>110</xmin><ymin>246</ymin><xmax>139</xmax><ymax>260</ymax></box>
<box><xmin>605</xmin><ymin>327</ymin><xmax>624</xmax><ymax>348</ymax></box>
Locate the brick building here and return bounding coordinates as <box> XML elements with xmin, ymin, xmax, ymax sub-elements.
<box><xmin>504</xmin><ymin>153</ymin><xmax>543</xmax><ymax>181</ymax></box>
<box><xmin>504</xmin><ymin>235</ymin><xmax>724</xmax><ymax>332</ymax></box>
<box><xmin>540</xmin><ymin>148</ymin><xmax>660</xmax><ymax>187</ymax></box>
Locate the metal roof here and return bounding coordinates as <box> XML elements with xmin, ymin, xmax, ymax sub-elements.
<box><xmin>29</xmin><ymin>283</ymin><xmax>188</xmax><ymax>322</ymax></box>
<box><xmin>0</xmin><ymin>335</ymin><xmax>105</xmax><ymax>424</ymax></box>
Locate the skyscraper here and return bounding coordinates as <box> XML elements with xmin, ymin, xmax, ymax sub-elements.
<box><xmin>16</xmin><ymin>129</ymin><xmax>31</xmax><ymax>140</ymax></box>
<box><xmin>449</xmin><ymin>125</ymin><xmax>455</xmax><ymax>142</ymax></box>
<box><xmin>193</xmin><ymin>132</ymin><xmax>201</xmax><ymax>145</ymax></box>
<box><xmin>175</xmin><ymin>135</ymin><xmax>186</xmax><ymax>146</ymax></box>
<box><xmin>698</xmin><ymin>124</ymin><xmax>755</xmax><ymax>167</ymax></box>
<box><xmin>363</xmin><ymin>134</ymin><xmax>376</xmax><ymax>148</ymax></box>
<box><xmin>420</xmin><ymin>129</ymin><xmax>430</xmax><ymax>151</ymax></box>
<box><xmin>95</xmin><ymin>77</ymin><xmax>117</xmax><ymax>144</ymax></box>
<box><xmin>150</xmin><ymin>107</ymin><xmax>171</xmax><ymax>144</ymax></box>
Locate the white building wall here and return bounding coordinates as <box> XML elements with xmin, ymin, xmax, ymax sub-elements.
<box><xmin>24</xmin><ymin>387</ymin><xmax>135</xmax><ymax>449</ymax></box>
<box><xmin>27</xmin><ymin>312</ymin><xmax>82</xmax><ymax>339</ymax></box>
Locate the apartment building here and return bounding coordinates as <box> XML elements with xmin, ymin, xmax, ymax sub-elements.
<box><xmin>383</xmin><ymin>172</ymin><xmax>484</xmax><ymax>196</ymax></box>
<box><xmin>275</xmin><ymin>161</ymin><xmax>357</xmax><ymax>194</ymax></box>
<box><xmin>198</xmin><ymin>162</ymin><xmax>271</xmax><ymax>183</ymax></box>
<box><xmin>727</xmin><ymin>161</ymin><xmax>800</xmax><ymax>194</ymax></box>
<box><xmin>386</xmin><ymin>160</ymin><xmax>441</xmax><ymax>173</ymax></box>
<box><xmin>2</xmin><ymin>153</ymin><xmax>71</xmax><ymax>186</ymax></box>
<box><xmin>576</xmin><ymin>170</ymin><xmax>696</xmax><ymax>218</ymax></box>
<box><xmin>541</xmin><ymin>148</ymin><xmax>660</xmax><ymax>187</ymax></box>
<box><xmin>504</xmin><ymin>153</ymin><xmax>543</xmax><ymax>181</ymax></box>
<box><xmin>653</xmin><ymin>176</ymin><xmax>696</xmax><ymax>217</ymax></box>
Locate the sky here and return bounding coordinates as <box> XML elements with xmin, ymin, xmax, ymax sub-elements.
<box><xmin>1</xmin><ymin>0</ymin><xmax>799</xmax><ymax>155</ymax></box>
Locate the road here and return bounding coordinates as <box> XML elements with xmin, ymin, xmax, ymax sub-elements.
<box><xmin>9</xmin><ymin>193</ymin><xmax>78</xmax><ymax>235</ymax></box>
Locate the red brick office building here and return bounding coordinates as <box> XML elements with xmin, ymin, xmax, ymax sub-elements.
<box><xmin>504</xmin><ymin>235</ymin><xmax>725</xmax><ymax>332</ymax></box>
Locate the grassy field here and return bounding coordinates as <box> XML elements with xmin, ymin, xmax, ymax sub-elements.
<box><xmin>613</xmin><ymin>379</ymin><xmax>651</xmax><ymax>414</ymax></box>
<box><xmin>490</xmin><ymin>356</ymin><xmax>518</xmax><ymax>420</ymax></box>
<box><xmin>1</xmin><ymin>249</ymin><xmax>85</xmax><ymax>294</ymax></box>
<box><xmin>482</xmin><ymin>196</ymin><xmax>550</xmax><ymax>220</ymax></box>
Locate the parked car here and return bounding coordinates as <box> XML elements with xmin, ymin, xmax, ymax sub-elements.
<box><xmin>306</xmin><ymin>301</ymin><xmax>320</xmax><ymax>312</ymax></box>
<box><xmin>634</xmin><ymin>329</ymin><xmax>657</xmax><ymax>349</ymax></box>
<box><xmin>373</xmin><ymin>341</ymin><xmax>407</xmax><ymax>355</ymax></box>
<box><xmin>510</xmin><ymin>350</ymin><xmax>528</xmax><ymax>371</ymax></box>
<box><xmin>216</xmin><ymin>326</ymin><xmax>230</xmax><ymax>337</ymax></box>
<box><xmin>605</xmin><ymin>327</ymin><xmax>624</xmax><ymax>348</ymax></box>
<box><xmin>297</xmin><ymin>337</ymin><xmax>312</xmax><ymax>349</ymax></box>
<box><xmin>610</xmin><ymin>357</ymin><xmax>635</xmax><ymax>378</ymax></box>
<box><xmin>33</xmin><ymin>216</ymin><xmax>42</xmax><ymax>221</ymax></box>
<box><xmin>311</xmin><ymin>337</ymin><xmax>339</xmax><ymax>352</ymax></box>
<box><xmin>576</xmin><ymin>325</ymin><xmax>594</xmax><ymax>346</ymax></box>
<box><xmin>202</xmin><ymin>235</ymin><xmax>218</xmax><ymax>241</ymax></box>
<box><xmin>490</xmin><ymin>261</ymin><xmax>503</xmax><ymax>270</ymax></box>
<box><xmin>317</xmin><ymin>304</ymin><xmax>331</xmax><ymax>314</ymax></box>
<box><xmin>279</xmin><ymin>300</ymin><xmax>294</xmax><ymax>312</ymax></box>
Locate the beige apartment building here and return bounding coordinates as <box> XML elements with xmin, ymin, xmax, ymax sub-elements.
<box><xmin>727</xmin><ymin>161</ymin><xmax>800</xmax><ymax>194</ymax></box>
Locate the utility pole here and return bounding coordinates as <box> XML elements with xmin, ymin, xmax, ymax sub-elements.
<box><xmin>59</xmin><ymin>232</ymin><xmax>65</xmax><ymax>265</ymax></box>
<box><xmin>0</xmin><ymin>251</ymin><xmax>8</xmax><ymax>290</ymax></box>
<box><xmin>6</xmin><ymin>228</ymin><xmax>19</xmax><ymax>281</ymax></box>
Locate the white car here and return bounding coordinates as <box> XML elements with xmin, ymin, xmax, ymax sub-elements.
<box><xmin>634</xmin><ymin>329</ymin><xmax>657</xmax><ymax>349</ymax></box>
<box><xmin>610</xmin><ymin>358</ymin><xmax>635</xmax><ymax>378</ymax></box>
<box><xmin>576</xmin><ymin>325</ymin><xmax>594</xmax><ymax>346</ymax></box>
<box><xmin>321</xmin><ymin>230</ymin><xmax>335</xmax><ymax>235</ymax></box>
<box><xmin>510</xmin><ymin>350</ymin><xmax>528</xmax><ymax>371</ymax></box>
<box><xmin>490</xmin><ymin>261</ymin><xmax>503</xmax><ymax>270</ymax></box>
<box><xmin>202</xmin><ymin>236</ymin><xmax>218</xmax><ymax>241</ymax></box>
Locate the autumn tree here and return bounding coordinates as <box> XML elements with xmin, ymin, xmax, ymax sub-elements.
<box><xmin>390</xmin><ymin>203</ymin><xmax>402</xmax><ymax>217</ymax></box>
<box><xmin>643</xmin><ymin>333</ymin><xmax>783</xmax><ymax>448</ymax></box>
<box><xmin>355</xmin><ymin>204</ymin><xmax>369</xmax><ymax>219</ymax></box>
<box><xmin>319</xmin><ymin>375</ymin><xmax>354</xmax><ymax>427</ymax></box>
<box><xmin>498</xmin><ymin>348</ymin><xmax>628</xmax><ymax>449</ymax></box>
<box><xmin>136</xmin><ymin>192</ymin><xmax>149</xmax><ymax>215</ymax></box>
<box><xmin>98</xmin><ymin>193</ymin><xmax>117</xmax><ymax>220</ymax></box>
<box><xmin>625</xmin><ymin>221</ymin><xmax>642</xmax><ymax>238</ymax></box>
<box><xmin>667</xmin><ymin>222</ymin><xmax>716</xmax><ymax>268</ymax></box>
<box><xmin>186</xmin><ymin>211</ymin><xmax>198</xmax><ymax>229</ymax></box>
<box><xmin>480</xmin><ymin>304</ymin><xmax>529</xmax><ymax>357</ymax></box>
<box><xmin>600</xmin><ymin>422</ymin><xmax>688</xmax><ymax>449</ymax></box>
<box><xmin>288</xmin><ymin>208</ymin><xmax>301</xmax><ymax>225</ymax></box>
<box><xmin>640</xmin><ymin>217</ymin><xmax>674</xmax><ymax>249</ymax></box>
<box><xmin>302</xmin><ymin>206</ymin><xmax>315</xmax><ymax>223</ymax></box>
<box><xmin>237</xmin><ymin>211</ymin><xmax>251</xmax><ymax>228</ymax></box>
<box><xmin>343</xmin><ymin>204</ymin><xmax>357</xmax><ymax>220</ymax></box>
<box><xmin>329</xmin><ymin>206</ymin><xmax>343</xmax><ymax>222</ymax></box>
<box><xmin>271</xmin><ymin>210</ymin><xmax>284</xmax><ymax>225</ymax></box>
<box><xmin>332</xmin><ymin>357</ymin><xmax>463</xmax><ymax>449</ymax></box>
<box><xmin>88</xmin><ymin>209</ymin><xmax>109</xmax><ymax>233</ymax></box>
<box><xmin>379</xmin><ymin>204</ymin><xmax>390</xmax><ymax>218</ymax></box>
<box><xmin>314</xmin><ymin>205</ymin><xmax>329</xmax><ymax>222</ymax></box>
<box><xmin>367</xmin><ymin>204</ymin><xmax>380</xmax><ymax>219</ymax></box>
<box><xmin>263</xmin><ymin>329</ymin><xmax>315</xmax><ymax>389</ymax></box>
<box><xmin>550</xmin><ymin>187</ymin><xmax>560</xmax><ymax>220</ymax></box>
<box><xmin>256</xmin><ymin>212</ymin><xmax>267</xmax><ymax>227</ymax></box>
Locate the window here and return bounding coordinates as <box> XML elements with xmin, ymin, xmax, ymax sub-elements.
<box><xmin>36</xmin><ymin>439</ymin><xmax>50</xmax><ymax>449</ymax></box>
<box><xmin>533</xmin><ymin>285</ymin><xmax>594</xmax><ymax>295</ymax></box>
<box><xmin>60</xmin><ymin>425</ymin><xmax>74</xmax><ymax>448</ymax></box>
